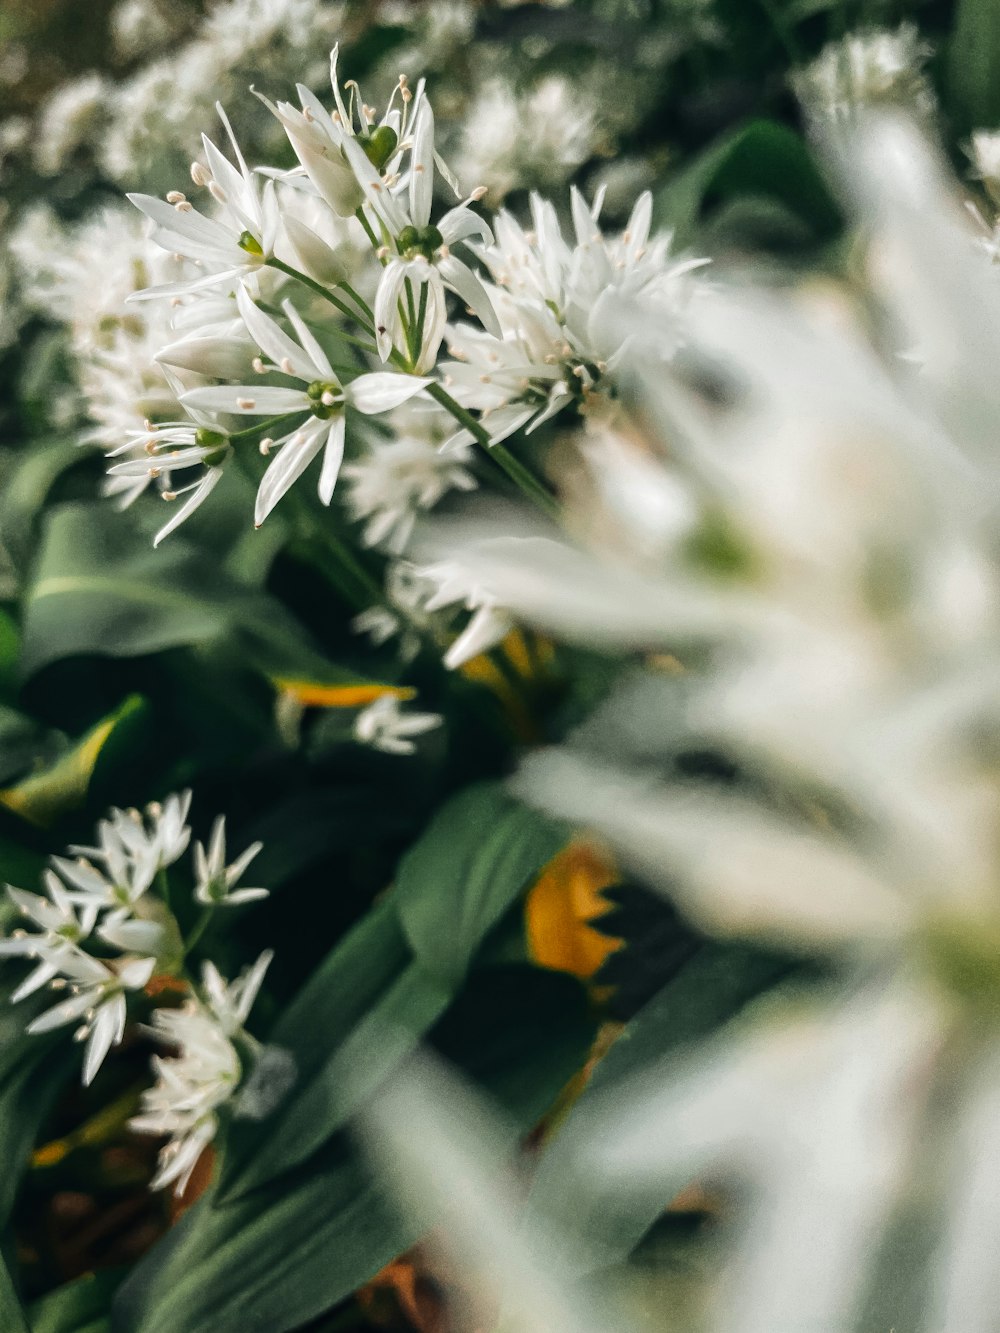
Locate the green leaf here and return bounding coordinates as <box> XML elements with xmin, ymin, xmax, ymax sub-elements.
<box><xmin>949</xmin><ymin>0</ymin><xmax>1000</xmax><ymax>132</ymax></box>
<box><xmin>0</xmin><ymin>695</ymin><xmax>147</xmax><ymax>828</ymax></box>
<box><xmin>219</xmin><ymin>897</ymin><xmax>452</xmax><ymax>1198</ymax></box>
<box><xmin>111</xmin><ymin>966</ymin><xmax>593</xmax><ymax>1333</ymax></box>
<box><xmin>21</xmin><ymin>502</ymin><xmax>398</xmax><ymax>694</ymax></box>
<box><xmin>0</xmin><ymin>436</ymin><xmax>82</xmax><ymax>576</ymax></box>
<box><xmin>28</xmin><ymin>1270</ymin><xmax>121</xmax><ymax>1333</ymax></box>
<box><xmin>395</xmin><ymin>782</ymin><xmax>569</xmax><ymax>988</ymax></box>
<box><xmin>526</xmin><ymin>942</ymin><xmax>790</xmax><ymax>1268</ymax></box>
<box><xmin>655</xmin><ymin>119</ymin><xmax>841</xmax><ymax>251</ymax></box>
<box><xmin>0</xmin><ymin>1247</ymin><xmax>28</xmax><ymax>1333</ymax></box>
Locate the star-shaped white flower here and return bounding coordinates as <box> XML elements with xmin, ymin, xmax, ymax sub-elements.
<box><xmin>354</xmin><ymin>694</ymin><xmax>443</xmax><ymax>755</ymax></box>
<box><xmin>127</xmin><ymin>105</ymin><xmax>279</xmax><ymax>300</ymax></box>
<box><xmin>27</xmin><ymin>949</ymin><xmax>156</xmax><ymax>1086</ymax></box>
<box><xmin>181</xmin><ymin>288</ymin><xmax>432</xmax><ymax>523</ymax></box>
<box><xmin>193</xmin><ymin>816</ymin><xmax>268</xmax><ymax>908</ymax></box>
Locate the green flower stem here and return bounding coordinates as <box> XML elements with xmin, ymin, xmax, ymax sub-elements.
<box><xmin>156</xmin><ymin>866</ymin><xmax>171</xmax><ymax>914</ymax></box>
<box><xmin>228</xmin><ymin>411</ymin><xmax>305</xmax><ymax>443</ymax></box>
<box><xmin>426</xmin><ymin>383</ymin><xmax>560</xmax><ymax>519</ymax></box>
<box><xmin>354</xmin><ymin>206</ymin><xmax>380</xmax><ymax>251</ymax></box>
<box><xmin>266</xmin><ymin>257</ymin><xmax>372</xmax><ymax>331</ymax></box>
<box><xmin>337</xmin><ymin>280</ymin><xmax>375</xmax><ymax>324</ymax></box>
<box><xmin>183</xmin><ymin>905</ymin><xmax>213</xmax><ymax>958</ymax></box>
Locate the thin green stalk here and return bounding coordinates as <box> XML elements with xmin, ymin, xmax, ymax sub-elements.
<box><xmin>183</xmin><ymin>906</ymin><xmax>213</xmax><ymax>957</ymax></box>
<box><xmin>354</xmin><ymin>206</ymin><xmax>380</xmax><ymax>250</ymax></box>
<box><xmin>427</xmin><ymin>383</ymin><xmax>559</xmax><ymax>518</ymax></box>
<box><xmin>338</xmin><ymin>280</ymin><xmax>375</xmax><ymax>324</ymax></box>
<box><xmin>266</xmin><ymin>257</ymin><xmax>367</xmax><ymax>328</ymax></box>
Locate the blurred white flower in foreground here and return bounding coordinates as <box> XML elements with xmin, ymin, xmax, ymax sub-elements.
<box><xmin>408</xmin><ymin>116</ymin><xmax>1000</xmax><ymax>1332</ymax></box>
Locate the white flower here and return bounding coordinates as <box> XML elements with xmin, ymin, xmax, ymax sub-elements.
<box><xmin>416</xmin><ymin>558</ymin><xmax>512</xmax><ymax>669</ymax></box>
<box><xmin>0</xmin><ymin>873</ymin><xmax>100</xmax><ymax>1002</ymax></box>
<box><xmin>61</xmin><ymin>792</ymin><xmax>193</xmax><ymax>918</ymax></box>
<box><xmin>354</xmin><ymin>695</ymin><xmax>442</xmax><ymax>755</ymax></box>
<box><xmin>341</xmin><ymin>405</ymin><xmax>477</xmax><ymax>552</ymax></box>
<box><xmin>131</xmin><ymin>952</ymin><xmax>271</xmax><ymax>1192</ymax></box>
<box><xmin>105</xmin><ymin>415</ymin><xmax>231</xmax><ymax>546</ymax></box>
<box><xmin>454</xmin><ymin>76</ymin><xmax>599</xmax><ymax>207</ymax></box>
<box><xmin>368</xmin><ymin>97</ymin><xmax>500</xmax><ymax>371</ymax></box>
<box><xmin>127</xmin><ymin>104</ymin><xmax>279</xmax><ymax>299</ymax></box>
<box><xmin>796</xmin><ymin>24</ymin><xmax>935</xmax><ymax>122</ymax></box>
<box><xmin>193</xmin><ymin>816</ymin><xmax>267</xmax><ymax>907</ymax></box>
<box><xmin>352</xmin><ymin>559</ymin><xmax>440</xmax><ymax>663</ymax></box>
<box><xmin>254</xmin><ymin>43</ymin><xmax>404</xmax><ymax>217</ymax></box>
<box><xmin>181</xmin><ymin>287</ymin><xmax>432</xmax><ymax>522</ymax></box>
<box><xmin>443</xmin><ymin>187</ymin><xmax>706</xmax><ymax>438</ymax></box>
<box><xmin>27</xmin><ymin>950</ymin><xmax>157</xmax><ymax>1086</ymax></box>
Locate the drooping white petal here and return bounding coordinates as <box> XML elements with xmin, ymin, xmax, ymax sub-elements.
<box><xmin>438</xmin><ymin>254</ymin><xmax>502</xmax><ymax>338</ymax></box>
<box><xmin>83</xmin><ymin>996</ymin><xmax>127</xmax><ymax>1086</ymax></box>
<box><xmin>154</xmin><ymin>468</ymin><xmax>224</xmax><ymax>548</ymax></box>
<box><xmin>254</xmin><ymin>421</ymin><xmax>326</xmax><ymax>525</ymax></box>
<box><xmin>373</xmin><ymin>260</ymin><xmax>410</xmax><ymax>362</ymax></box>
<box><xmin>318</xmin><ymin>414</ymin><xmax>347</xmax><ymax>505</ymax></box>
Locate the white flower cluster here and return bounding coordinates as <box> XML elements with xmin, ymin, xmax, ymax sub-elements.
<box><xmin>109</xmin><ymin>48</ymin><xmax>705</xmax><ymax>570</ymax></box>
<box><xmin>0</xmin><ymin>792</ymin><xmax>270</xmax><ymax>1192</ymax></box>
<box><xmin>796</xmin><ymin>23</ymin><xmax>935</xmax><ymax>123</ymax></box>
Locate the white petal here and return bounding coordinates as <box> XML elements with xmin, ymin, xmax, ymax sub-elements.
<box><xmin>347</xmin><ymin>372</ymin><xmax>432</xmax><ymax>415</ymax></box>
<box><xmin>318</xmin><ymin>414</ymin><xmax>346</xmax><ymax>505</ymax></box>
<box><xmin>83</xmin><ymin>997</ymin><xmax>126</xmax><ymax>1086</ymax></box>
<box><xmin>154</xmin><ymin>468</ymin><xmax>224</xmax><ymax>548</ymax></box>
<box><xmin>438</xmin><ymin>254</ymin><xmax>501</xmax><ymax>338</ymax></box>
<box><xmin>236</xmin><ymin>286</ymin><xmax>318</xmax><ymax>381</ymax></box>
<box><xmin>373</xmin><ymin>262</ymin><xmax>409</xmax><ymax>362</ymax></box>
<box><xmin>409</xmin><ymin>102</ymin><xmax>435</xmax><ymax>228</ymax></box>
<box><xmin>156</xmin><ymin>335</ymin><xmax>253</xmax><ymax>379</ymax></box>
<box><xmin>254</xmin><ymin>421</ymin><xmax>326</xmax><ymax>524</ymax></box>
<box><xmin>281</xmin><ymin>300</ymin><xmax>335</xmax><ymax>381</ymax></box>
<box><xmin>181</xmin><ymin>385</ymin><xmax>311</xmax><ymax>415</ymax></box>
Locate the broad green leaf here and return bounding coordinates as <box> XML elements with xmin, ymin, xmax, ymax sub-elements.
<box><xmin>654</xmin><ymin>119</ymin><xmax>841</xmax><ymax>251</ymax></box>
<box><xmin>111</xmin><ymin>967</ymin><xmax>594</xmax><ymax>1333</ymax></box>
<box><xmin>28</xmin><ymin>1270</ymin><xmax>121</xmax><ymax>1333</ymax></box>
<box><xmin>526</xmin><ymin>942</ymin><xmax>790</xmax><ymax>1269</ymax></box>
<box><xmin>21</xmin><ymin>503</ymin><xmax>401</xmax><ymax>695</ymax></box>
<box><xmin>395</xmin><ymin>782</ymin><xmax>569</xmax><ymax>987</ymax></box>
<box><xmin>0</xmin><ymin>695</ymin><xmax>146</xmax><ymax>827</ymax></box>
<box><xmin>0</xmin><ymin>436</ymin><xmax>81</xmax><ymax>575</ymax></box>
<box><xmin>0</xmin><ymin>1247</ymin><xmax>28</xmax><ymax>1333</ymax></box>
<box><xmin>949</xmin><ymin>0</ymin><xmax>1000</xmax><ymax>132</ymax></box>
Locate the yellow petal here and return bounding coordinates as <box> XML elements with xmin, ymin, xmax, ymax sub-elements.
<box><xmin>526</xmin><ymin>839</ymin><xmax>623</xmax><ymax>980</ymax></box>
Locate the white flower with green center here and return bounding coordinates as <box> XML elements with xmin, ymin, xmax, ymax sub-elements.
<box><xmin>27</xmin><ymin>949</ymin><xmax>157</xmax><ymax>1086</ymax></box>
<box><xmin>126</xmin><ymin>103</ymin><xmax>279</xmax><ymax>299</ymax></box>
<box><xmin>181</xmin><ymin>287</ymin><xmax>432</xmax><ymax>523</ymax></box>
<box><xmin>256</xmin><ymin>43</ymin><xmax>410</xmax><ymax>218</ymax></box>
<box><xmin>0</xmin><ymin>873</ymin><xmax>100</xmax><ymax>1002</ymax></box>
<box><xmin>193</xmin><ymin>816</ymin><xmax>267</xmax><ymax>908</ymax></box>
<box><xmin>105</xmin><ymin>415</ymin><xmax>232</xmax><ymax>547</ymax></box>
<box><xmin>361</xmin><ymin>99</ymin><xmax>500</xmax><ymax>372</ymax></box>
